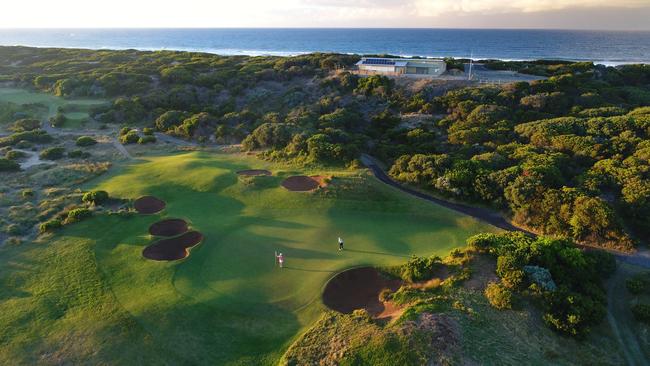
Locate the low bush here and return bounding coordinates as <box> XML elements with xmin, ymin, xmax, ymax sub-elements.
<box><xmin>400</xmin><ymin>255</ymin><xmax>442</xmax><ymax>282</ymax></box>
<box><xmin>5</xmin><ymin>150</ymin><xmax>27</xmax><ymax>160</ymax></box>
<box><xmin>49</xmin><ymin>112</ymin><xmax>66</xmax><ymax>127</ymax></box>
<box><xmin>138</xmin><ymin>135</ymin><xmax>156</xmax><ymax>144</ymax></box>
<box><xmin>485</xmin><ymin>282</ymin><xmax>513</xmax><ymax>309</ymax></box>
<box><xmin>82</xmin><ymin>190</ymin><xmax>109</xmax><ymax>205</ymax></box>
<box><xmin>143</xmin><ymin>127</ymin><xmax>154</xmax><ymax>135</ymax></box>
<box><xmin>626</xmin><ymin>273</ymin><xmax>650</xmax><ymax>294</ymax></box>
<box><xmin>120</xmin><ymin>131</ymin><xmax>140</xmax><ymax>144</ymax></box>
<box><xmin>39</xmin><ymin>147</ymin><xmax>66</xmax><ymax>160</ymax></box>
<box><xmin>65</xmin><ymin>208</ymin><xmax>92</xmax><ymax>223</ymax></box>
<box><xmin>21</xmin><ymin>189</ymin><xmax>34</xmax><ymax>198</ymax></box>
<box><xmin>0</xmin><ymin>158</ymin><xmax>20</xmax><ymax>172</ymax></box>
<box><xmin>0</xmin><ymin>129</ymin><xmax>52</xmax><ymax>147</ymax></box>
<box><xmin>68</xmin><ymin>149</ymin><xmax>91</xmax><ymax>159</ymax></box>
<box><xmin>5</xmin><ymin>224</ymin><xmax>22</xmax><ymax>235</ymax></box>
<box><xmin>631</xmin><ymin>303</ymin><xmax>650</xmax><ymax>324</ymax></box>
<box><xmin>76</xmin><ymin>136</ymin><xmax>97</xmax><ymax>147</ymax></box>
<box><xmin>466</xmin><ymin>233</ymin><xmax>501</xmax><ymax>252</ymax></box>
<box><xmin>39</xmin><ymin>219</ymin><xmax>62</xmax><ymax>233</ymax></box>
<box><xmin>11</xmin><ymin>118</ymin><xmax>41</xmax><ymax>132</ymax></box>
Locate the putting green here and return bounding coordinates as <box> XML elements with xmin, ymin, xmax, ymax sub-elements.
<box><xmin>0</xmin><ymin>151</ymin><xmax>498</xmax><ymax>364</ymax></box>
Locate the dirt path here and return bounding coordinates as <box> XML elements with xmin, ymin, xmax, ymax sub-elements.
<box><xmin>361</xmin><ymin>154</ymin><xmax>650</xmax><ymax>269</ymax></box>
<box><xmin>111</xmin><ymin>138</ymin><xmax>132</xmax><ymax>159</ymax></box>
<box><xmin>154</xmin><ymin>132</ymin><xmax>197</xmax><ymax>147</ymax></box>
<box><xmin>606</xmin><ymin>267</ymin><xmax>649</xmax><ymax>366</ymax></box>
<box><xmin>360</xmin><ymin>154</ymin><xmax>531</xmax><ymax>233</ymax></box>
<box><xmin>12</xmin><ymin>148</ymin><xmax>54</xmax><ymax>169</ymax></box>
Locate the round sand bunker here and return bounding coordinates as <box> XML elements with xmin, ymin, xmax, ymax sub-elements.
<box><xmin>237</xmin><ymin>169</ymin><xmax>271</xmax><ymax>176</ymax></box>
<box><xmin>322</xmin><ymin>267</ymin><xmax>402</xmax><ymax>316</ymax></box>
<box><xmin>134</xmin><ymin>196</ymin><xmax>166</xmax><ymax>214</ymax></box>
<box><xmin>148</xmin><ymin>218</ymin><xmax>188</xmax><ymax>237</ymax></box>
<box><xmin>281</xmin><ymin>176</ymin><xmax>325</xmax><ymax>191</ymax></box>
<box><xmin>142</xmin><ymin>231</ymin><xmax>204</xmax><ymax>261</ymax></box>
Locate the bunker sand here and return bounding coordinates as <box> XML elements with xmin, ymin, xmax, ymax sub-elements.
<box><xmin>134</xmin><ymin>196</ymin><xmax>166</xmax><ymax>214</ymax></box>
<box><xmin>142</xmin><ymin>231</ymin><xmax>204</xmax><ymax>261</ymax></box>
<box><xmin>148</xmin><ymin>218</ymin><xmax>188</xmax><ymax>237</ymax></box>
<box><xmin>322</xmin><ymin>267</ymin><xmax>403</xmax><ymax>318</ymax></box>
<box><xmin>281</xmin><ymin>175</ymin><xmax>329</xmax><ymax>192</ymax></box>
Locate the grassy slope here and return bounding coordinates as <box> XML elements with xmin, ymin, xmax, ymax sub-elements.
<box><xmin>0</xmin><ymin>87</ymin><xmax>106</xmax><ymax>127</ymax></box>
<box><xmin>0</xmin><ymin>151</ymin><xmax>496</xmax><ymax>365</ymax></box>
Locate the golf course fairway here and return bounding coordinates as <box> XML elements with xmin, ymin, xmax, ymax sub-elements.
<box><xmin>0</xmin><ymin>151</ymin><xmax>498</xmax><ymax>365</ymax></box>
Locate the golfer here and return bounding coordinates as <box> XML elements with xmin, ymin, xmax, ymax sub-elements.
<box><xmin>338</xmin><ymin>237</ymin><xmax>344</xmax><ymax>251</ymax></box>
<box><xmin>276</xmin><ymin>252</ymin><xmax>284</xmax><ymax>268</ymax></box>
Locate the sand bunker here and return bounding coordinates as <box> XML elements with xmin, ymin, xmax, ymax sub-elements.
<box><xmin>237</xmin><ymin>169</ymin><xmax>271</xmax><ymax>176</ymax></box>
<box><xmin>134</xmin><ymin>196</ymin><xmax>166</xmax><ymax>214</ymax></box>
<box><xmin>148</xmin><ymin>218</ymin><xmax>188</xmax><ymax>237</ymax></box>
<box><xmin>142</xmin><ymin>231</ymin><xmax>204</xmax><ymax>261</ymax></box>
<box><xmin>281</xmin><ymin>175</ymin><xmax>328</xmax><ymax>192</ymax></box>
<box><xmin>322</xmin><ymin>267</ymin><xmax>403</xmax><ymax>318</ymax></box>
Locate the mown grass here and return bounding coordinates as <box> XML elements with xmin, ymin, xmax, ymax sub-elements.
<box><xmin>0</xmin><ymin>88</ymin><xmax>106</xmax><ymax>127</ymax></box>
<box><xmin>0</xmin><ymin>151</ymin><xmax>496</xmax><ymax>364</ymax></box>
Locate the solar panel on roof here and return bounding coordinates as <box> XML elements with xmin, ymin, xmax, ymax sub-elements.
<box><xmin>362</xmin><ymin>58</ymin><xmax>396</xmax><ymax>65</ymax></box>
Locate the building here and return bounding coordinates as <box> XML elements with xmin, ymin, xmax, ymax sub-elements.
<box><xmin>356</xmin><ymin>57</ymin><xmax>447</xmax><ymax>77</ymax></box>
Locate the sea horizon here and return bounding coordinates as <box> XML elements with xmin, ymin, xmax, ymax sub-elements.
<box><xmin>1</xmin><ymin>28</ymin><xmax>649</xmax><ymax>65</ymax></box>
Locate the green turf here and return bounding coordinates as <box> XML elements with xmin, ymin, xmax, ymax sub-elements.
<box><xmin>0</xmin><ymin>87</ymin><xmax>106</xmax><ymax>127</ymax></box>
<box><xmin>0</xmin><ymin>151</ymin><xmax>497</xmax><ymax>364</ymax></box>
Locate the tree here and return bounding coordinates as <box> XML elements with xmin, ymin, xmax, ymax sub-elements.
<box><xmin>155</xmin><ymin>110</ymin><xmax>188</xmax><ymax>131</ymax></box>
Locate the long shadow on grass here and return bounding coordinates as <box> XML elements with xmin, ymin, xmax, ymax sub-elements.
<box><xmin>282</xmin><ymin>266</ymin><xmax>337</xmax><ymax>273</ymax></box>
<box><xmin>345</xmin><ymin>248</ymin><xmax>411</xmax><ymax>258</ymax></box>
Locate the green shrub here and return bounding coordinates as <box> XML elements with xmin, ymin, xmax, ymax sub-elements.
<box><xmin>39</xmin><ymin>219</ymin><xmax>62</xmax><ymax>233</ymax></box>
<box><xmin>0</xmin><ymin>129</ymin><xmax>52</xmax><ymax>147</ymax></box>
<box><xmin>400</xmin><ymin>255</ymin><xmax>442</xmax><ymax>282</ymax></box>
<box><xmin>631</xmin><ymin>303</ymin><xmax>650</xmax><ymax>323</ymax></box>
<box><xmin>65</xmin><ymin>208</ymin><xmax>92</xmax><ymax>223</ymax></box>
<box><xmin>466</xmin><ymin>233</ymin><xmax>500</xmax><ymax>252</ymax></box>
<box><xmin>82</xmin><ymin>190</ymin><xmax>109</xmax><ymax>205</ymax></box>
<box><xmin>485</xmin><ymin>282</ymin><xmax>513</xmax><ymax>309</ymax></box>
<box><xmin>143</xmin><ymin>127</ymin><xmax>154</xmax><ymax>135</ymax></box>
<box><xmin>68</xmin><ymin>149</ymin><xmax>91</xmax><ymax>159</ymax></box>
<box><xmin>119</xmin><ymin>131</ymin><xmax>139</xmax><ymax>144</ymax></box>
<box><xmin>76</xmin><ymin>136</ymin><xmax>97</xmax><ymax>147</ymax></box>
<box><xmin>626</xmin><ymin>273</ymin><xmax>650</xmax><ymax>294</ymax></box>
<box><xmin>39</xmin><ymin>147</ymin><xmax>66</xmax><ymax>160</ymax></box>
<box><xmin>15</xmin><ymin>140</ymin><xmax>32</xmax><ymax>149</ymax></box>
<box><xmin>119</xmin><ymin>127</ymin><xmax>132</xmax><ymax>136</ymax></box>
<box><xmin>543</xmin><ymin>288</ymin><xmax>605</xmax><ymax>337</ymax></box>
<box><xmin>5</xmin><ymin>150</ymin><xmax>27</xmax><ymax>160</ymax></box>
<box><xmin>138</xmin><ymin>135</ymin><xmax>156</xmax><ymax>144</ymax></box>
<box><xmin>49</xmin><ymin>112</ymin><xmax>66</xmax><ymax>127</ymax></box>
<box><xmin>11</xmin><ymin>118</ymin><xmax>41</xmax><ymax>132</ymax></box>
<box><xmin>0</xmin><ymin>158</ymin><xmax>20</xmax><ymax>172</ymax></box>
<box><xmin>21</xmin><ymin>189</ymin><xmax>34</xmax><ymax>198</ymax></box>
<box><xmin>5</xmin><ymin>224</ymin><xmax>22</xmax><ymax>235</ymax></box>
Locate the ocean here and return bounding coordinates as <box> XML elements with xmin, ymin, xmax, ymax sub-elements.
<box><xmin>0</xmin><ymin>28</ymin><xmax>649</xmax><ymax>65</ymax></box>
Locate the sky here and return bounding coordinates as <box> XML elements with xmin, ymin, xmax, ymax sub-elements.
<box><xmin>1</xmin><ymin>0</ymin><xmax>650</xmax><ymax>30</ymax></box>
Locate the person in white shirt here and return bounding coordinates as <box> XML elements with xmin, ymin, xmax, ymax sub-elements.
<box><xmin>276</xmin><ymin>252</ymin><xmax>284</xmax><ymax>268</ymax></box>
<box><xmin>338</xmin><ymin>237</ymin><xmax>344</xmax><ymax>251</ymax></box>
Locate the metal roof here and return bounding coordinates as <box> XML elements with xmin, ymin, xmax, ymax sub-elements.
<box><xmin>357</xmin><ymin>57</ymin><xmax>444</xmax><ymax>67</ymax></box>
